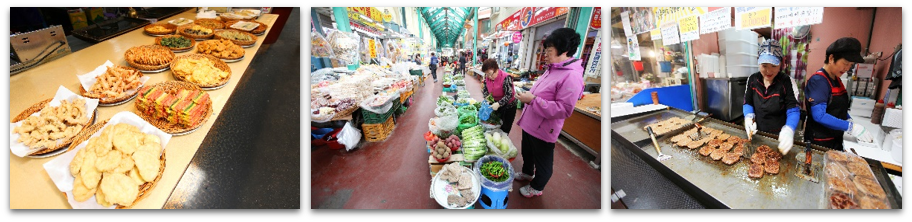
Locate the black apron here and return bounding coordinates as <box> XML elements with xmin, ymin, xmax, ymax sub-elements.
<box><xmin>804</xmin><ymin>69</ymin><xmax>849</xmax><ymax>150</ymax></box>
<box><xmin>748</xmin><ymin>72</ymin><xmax>789</xmax><ymax>134</ymax></box>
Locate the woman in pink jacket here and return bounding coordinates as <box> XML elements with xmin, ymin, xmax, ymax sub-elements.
<box><xmin>514</xmin><ymin>28</ymin><xmax>585</xmax><ymax>198</ymax></box>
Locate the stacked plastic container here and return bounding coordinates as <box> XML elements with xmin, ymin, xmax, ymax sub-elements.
<box><xmin>719</xmin><ymin>29</ymin><xmax>760</xmax><ymax>78</ymax></box>
<box><xmin>697</xmin><ymin>54</ymin><xmax>721</xmax><ymax>78</ymax></box>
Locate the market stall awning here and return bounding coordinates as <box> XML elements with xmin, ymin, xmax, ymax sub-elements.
<box><xmin>418</xmin><ymin>7</ymin><xmax>475</xmax><ymax>48</ymax></box>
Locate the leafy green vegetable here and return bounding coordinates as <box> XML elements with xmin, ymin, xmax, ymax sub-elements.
<box><xmin>160</xmin><ymin>36</ymin><xmax>191</xmax><ymax>48</ymax></box>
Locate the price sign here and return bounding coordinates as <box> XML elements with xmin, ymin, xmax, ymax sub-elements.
<box><xmin>774</xmin><ymin>7</ymin><xmax>824</xmax><ymax>29</ymax></box>
<box><xmin>677</xmin><ymin>14</ymin><xmax>699</xmax><ymax>42</ymax></box>
<box><xmin>661</xmin><ymin>22</ymin><xmax>681</xmax><ymax>46</ymax></box>
<box><xmin>369</xmin><ymin>39</ymin><xmax>377</xmax><ymax>58</ymax></box>
<box><xmin>737</xmin><ymin>7</ymin><xmax>771</xmax><ymax>30</ymax></box>
<box><xmin>650</xmin><ymin>29</ymin><xmax>662</xmax><ymax>40</ymax></box>
<box><xmin>700</xmin><ymin>7</ymin><xmax>731</xmax><ymax>34</ymax></box>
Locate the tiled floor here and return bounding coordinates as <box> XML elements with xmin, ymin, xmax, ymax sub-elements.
<box><xmin>311</xmin><ymin>70</ymin><xmax>601</xmax><ymax>209</ymax></box>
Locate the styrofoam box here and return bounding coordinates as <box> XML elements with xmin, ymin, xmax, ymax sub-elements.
<box><xmin>882</xmin><ymin>108</ymin><xmax>903</xmax><ymax>128</ymax></box>
<box><xmin>851</xmin><ymin>97</ymin><xmax>876</xmax><ymax>110</ymax></box>
<box><xmin>726</xmin><ymin>52</ymin><xmax>759</xmax><ymax>67</ymax></box>
<box><xmin>727</xmin><ymin>65</ymin><xmax>758</xmax><ymax>78</ymax></box>
<box><xmin>849</xmin><ymin>108</ymin><xmax>873</xmax><ymax>118</ymax></box>
<box><xmin>855</xmin><ymin>63</ymin><xmax>875</xmax><ymax>78</ymax></box>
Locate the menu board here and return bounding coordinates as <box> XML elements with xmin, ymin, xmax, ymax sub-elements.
<box><xmin>700</xmin><ymin>7</ymin><xmax>732</xmax><ymax>34</ymax></box>
<box><xmin>661</xmin><ymin>22</ymin><xmax>681</xmax><ymax>46</ymax></box>
<box><xmin>774</xmin><ymin>7</ymin><xmax>824</xmax><ymax>29</ymax></box>
<box><xmin>677</xmin><ymin>14</ymin><xmax>699</xmax><ymax>42</ymax></box>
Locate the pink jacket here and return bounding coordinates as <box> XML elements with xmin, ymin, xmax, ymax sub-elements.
<box><xmin>516</xmin><ymin>58</ymin><xmax>585</xmax><ymax>143</ymax></box>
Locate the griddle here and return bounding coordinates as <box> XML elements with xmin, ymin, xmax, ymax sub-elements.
<box><xmin>72</xmin><ymin>17</ymin><xmax>150</xmax><ymax>43</ymax></box>
<box><xmin>612</xmin><ymin>114</ymin><xmax>902</xmax><ymax>209</ymax></box>
<box><xmin>610</xmin><ymin>108</ymin><xmax>698</xmax><ymax>146</ymax></box>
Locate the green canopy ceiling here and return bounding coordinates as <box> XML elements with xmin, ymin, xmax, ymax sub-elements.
<box><xmin>418</xmin><ymin>7</ymin><xmax>475</xmax><ymax>48</ymax></box>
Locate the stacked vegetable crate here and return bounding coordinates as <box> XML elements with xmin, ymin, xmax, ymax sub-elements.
<box><xmin>361</xmin><ymin>98</ymin><xmax>398</xmax><ymax>124</ymax></box>
<box><xmin>362</xmin><ymin>114</ymin><xmax>395</xmax><ymax>142</ymax></box>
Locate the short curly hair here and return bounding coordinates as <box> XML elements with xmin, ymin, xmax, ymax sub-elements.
<box><xmin>543</xmin><ymin>28</ymin><xmax>582</xmax><ymax>57</ymax></box>
<box><xmin>481</xmin><ymin>59</ymin><xmax>499</xmax><ymax>72</ymax></box>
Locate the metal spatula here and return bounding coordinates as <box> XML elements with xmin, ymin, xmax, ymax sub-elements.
<box><xmin>646</xmin><ymin>126</ymin><xmax>672</xmax><ymax>161</ymax></box>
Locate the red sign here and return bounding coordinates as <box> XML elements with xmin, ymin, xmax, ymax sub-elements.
<box><xmin>529</xmin><ymin>7</ymin><xmax>570</xmax><ymax>27</ymax></box>
<box><xmin>520</xmin><ymin>7</ymin><xmax>534</xmax><ymax>28</ymax></box>
<box><xmin>498</xmin><ymin>8</ymin><xmax>526</xmax><ymax>31</ymax></box>
<box><xmin>590</xmin><ymin>7</ymin><xmax>601</xmax><ymax>29</ymax></box>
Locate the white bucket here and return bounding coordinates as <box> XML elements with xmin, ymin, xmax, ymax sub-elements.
<box><xmin>726</xmin><ymin>52</ymin><xmax>759</xmax><ymax>67</ymax></box>
<box><xmin>727</xmin><ymin>65</ymin><xmax>758</xmax><ymax>78</ymax></box>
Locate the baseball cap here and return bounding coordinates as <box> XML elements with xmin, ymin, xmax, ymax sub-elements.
<box><xmin>826</xmin><ymin>37</ymin><xmax>865</xmax><ymax>63</ymax></box>
<box><xmin>758</xmin><ymin>39</ymin><xmax>783</xmax><ymax>66</ymax></box>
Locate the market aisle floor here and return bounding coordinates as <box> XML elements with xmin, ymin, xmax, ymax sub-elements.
<box><xmin>311</xmin><ymin>70</ymin><xmax>601</xmax><ymax>209</ymax></box>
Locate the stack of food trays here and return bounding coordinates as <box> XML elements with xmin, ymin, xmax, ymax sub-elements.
<box><xmin>124</xmin><ymin>45</ymin><xmax>175</xmax><ymax>73</ymax></box>
<box><xmin>824</xmin><ymin>150</ymin><xmax>891</xmax><ymax>209</ymax></box>
<box><xmin>10</xmin><ymin>86</ymin><xmax>99</xmax><ymax>158</ymax></box>
<box><xmin>170</xmin><ymin>54</ymin><xmax>232</xmax><ymax>89</ymax></box>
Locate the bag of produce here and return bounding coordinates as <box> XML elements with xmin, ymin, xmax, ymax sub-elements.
<box><xmin>438</xmin><ymin>114</ymin><xmax>459</xmax><ymax>132</ymax></box>
<box><xmin>435</xmin><ymin>104</ymin><xmax>456</xmax><ymax>117</ymax></box>
<box><xmin>484</xmin><ymin>129</ymin><xmax>518</xmax><ymax>159</ymax></box>
<box><xmin>461</xmin><ymin>125</ymin><xmax>487</xmax><ymax>162</ymax></box>
<box><xmin>326</xmin><ymin>29</ymin><xmax>360</xmax><ymax>65</ymax></box>
<box><xmin>478</xmin><ymin>102</ymin><xmax>493</xmax><ymax>121</ymax></box>
<box><xmin>311</xmin><ymin>32</ymin><xmax>335</xmax><ymax>58</ymax></box>
<box><xmin>358</xmin><ymin>94</ymin><xmax>394</xmax><ymax>114</ymax></box>
<box><xmin>473</xmin><ymin>155</ymin><xmax>515</xmax><ymax>190</ymax></box>
<box><xmin>456</xmin><ymin>114</ymin><xmax>479</xmax><ymax>136</ymax></box>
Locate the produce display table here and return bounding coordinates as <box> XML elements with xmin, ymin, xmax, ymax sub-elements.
<box><xmin>562</xmin><ymin>93</ymin><xmax>602</xmax><ymax>167</ymax></box>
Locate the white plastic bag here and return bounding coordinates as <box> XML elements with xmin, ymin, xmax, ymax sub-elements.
<box><xmin>484</xmin><ymin>129</ymin><xmax>518</xmax><ymax>159</ymax></box>
<box><xmin>438</xmin><ymin>114</ymin><xmax>459</xmax><ymax>132</ymax></box>
<box><xmin>359</xmin><ymin>95</ymin><xmax>394</xmax><ymax>114</ymax></box>
<box><xmin>338</xmin><ymin>122</ymin><xmax>361</xmax><ymax>151</ymax></box>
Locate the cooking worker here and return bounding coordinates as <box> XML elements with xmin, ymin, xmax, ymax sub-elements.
<box><xmin>742</xmin><ymin>40</ymin><xmax>800</xmax><ymax>155</ymax></box>
<box><xmin>514</xmin><ymin>28</ymin><xmax>584</xmax><ymax>198</ymax></box>
<box><xmin>804</xmin><ymin>37</ymin><xmax>874</xmax><ymax>151</ymax></box>
<box><xmin>481</xmin><ymin>59</ymin><xmax>518</xmax><ymax>134</ymax></box>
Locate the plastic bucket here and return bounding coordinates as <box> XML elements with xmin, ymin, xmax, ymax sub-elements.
<box><xmin>727</xmin><ymin>65</ymin><xmax>758</xmax><ymax>78</ymax></box>
<box><xmin>726</xmin><ymin>52</ymin><xmax>759</xmax><ymax>67</ymax></box>
<box><xmin>659</xmin><ymin>61</ymin><xmax>673</xmax><ymax>72</ymax></box>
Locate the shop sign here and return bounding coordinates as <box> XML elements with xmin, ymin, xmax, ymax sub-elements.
<box><xmin>586</xmin><ymin>31</ymin><xmax>603</xmax><ymax>77</ymax></box>
<box><xmin>520</xmin><ymin>7</ymin><xmax>534</xmax><ymax>28</ymax></box>
<box><xmin>774</xmin><ymin>7</ymin><xmax>824</xmax><ymax>29</ymax></box>
<box><xmin>736</xmin><ymin>7</ymin><xmax>771</xmax><ymax>30</ymax></box>
<box><xmin>498</xmin><ymin>9</ymin><xmax>524</xmax><ymax>31</ymax></box>
<box><xmin>677</xmin><ymin>14</ymin><xmax>699</xmax><ymax>42</ymax></box>
<box><xmin>529</xmin><ymin>7</ymin><xmax>569</xmax><ymax>27</ymax></box>
<box><xmin>512</xmin><ymin>32</ymin><xmax>522</xmax><ymax>43</ymax></box>
<box><xmin>700</xmin><ymin>7</ymin><xmax>731</xmax><ymax>34</ymax></box>
<box><xmin>590</xmin><ymin>7</ymin><xmax>602</xmax><ymax>29</ymax></box>
<box><xmin>383</xmin><ymin>12</ymin><xmax>392</xmax><ymax>22</ymax></box>
<box><xmin>660</xmin><ymin>22</ymin><xmax>681</xmax><ymax>46</ymax></box>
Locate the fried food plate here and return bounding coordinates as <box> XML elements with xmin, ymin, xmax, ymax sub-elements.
<box><xmin>10</xmin><ymin>86</ymin><xmax>100</xmax><ymax>158</ymax></box>
<box><xmin>133</xmin><ymin>81</ymin><xmax>213</xmax><ymax>135</ymax></box>
<box><xmin>42</xmin><ymin>111</ymin><xmax>171</xmax><ymax>209</ymax></box>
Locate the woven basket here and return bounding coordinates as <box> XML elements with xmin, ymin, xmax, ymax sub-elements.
<box><xmin>79</xmin><ymin>66</ymin><xmax>145</xmax><ymax>105</ymax></box>
<box><xmin>177</xmin><ymin>24</ymin><xmax>214</xmax><ymax>39</ymax></box>
<box><xmin>170</xmin><ymin>54</ymin><xmax>231</xmax><ymax>88</ymax></box>
<box><xmin>224</xmin><ymin>20</ymin><xmax>267</xmax><ymax>34</ymax></box>
<box><xmin>133</xmin><ymin>81</ymin><xmax>213</xmax><ymax>134</ymax></box>
<box><xmin>154</xmin><ymin>35</ymin><xmax>196</xmax><ymax>52</ymax></box>
<box><xmin>144</xmin><ymin>23</ymin><xmax>177</xmax><ymax>35</ymax></box>
<box><xmin>12</xmin><ymin>98</ymin><xmax>97</xmax><ymax>156</ymax></box>
<box><xmin>124</xmin><ymin>45</ymin><xmax>175</xmax><ymax>71</ymax></box>
<box><xmin>62</xmin><ymin>119</ymin><xmax>167</xmax><ymax>209</ymax></box>
<box><xmin>194</xmin><ymin>18</ymin><xmax>225</xmax><ymax>30</ymax></box>
<box><xmin>197</xmin><ymin>40</ymin><xmax>245</xmax><ymax>60</ymax></box>
<box><xmin>331</xmin><ymin>106</ymin><xmax>359</xmax><ymax>120</ymax></box>
<box><xmin>213</xmin><ymin>29</ymin><xmax>257</xmax><ymax>46</ymax></box>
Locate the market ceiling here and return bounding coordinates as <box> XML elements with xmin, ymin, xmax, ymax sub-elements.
<box><xmin>418</xmin><ymin>7</ymin><xmax>475</xmax><ymax>48</ymax></box>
